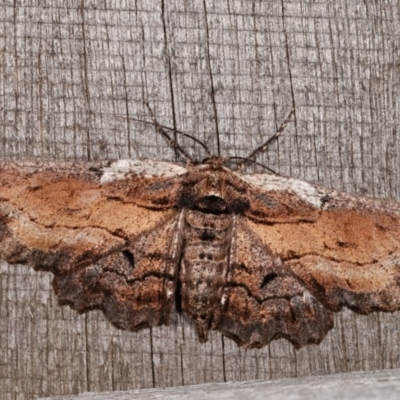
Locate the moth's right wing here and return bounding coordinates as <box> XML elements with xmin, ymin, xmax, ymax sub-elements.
<box><xmin>242</xmin><ymin>172</ymin><xmax>400</xmax><ymax>315</ymax></box>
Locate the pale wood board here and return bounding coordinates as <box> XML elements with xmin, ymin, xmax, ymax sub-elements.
<box><xmin>39</xmin><ymin>369</ymin><xmax>400</xmax><ymax>400</ymax></box>
<box><xmin>1</xmin><ymin>1</ymin><xmax>400</xmax><ymax>399</ymax></box>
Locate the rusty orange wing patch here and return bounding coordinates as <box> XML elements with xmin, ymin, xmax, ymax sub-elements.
<box><xmin>239</xmin><ymin>173</ymin><xmax>400</xmax><ymax>346</ymax></box>
<box><xmin>1</xmin><ymin>158</ymin><xmax>400</xmax><ymax>348</ymax></box>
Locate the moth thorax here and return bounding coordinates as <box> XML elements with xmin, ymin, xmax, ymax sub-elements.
<box><xmin>195</xmin><ymin>194</ymin><xmax>227</xmax><ymax>213</ymax></box>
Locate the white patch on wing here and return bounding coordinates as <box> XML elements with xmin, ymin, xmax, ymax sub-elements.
<box><xmin>100</xmin><ymin>160</ymin><xmax>187</xmax><ymax>183</ymax></box>
<box><xmin>242</xmin><ymin>173</ymin><xmax>329</xmax><ymax>208</ymax></box>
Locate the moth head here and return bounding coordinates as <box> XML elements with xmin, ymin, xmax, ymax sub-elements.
<box><xmin>200</xmin><ymin>155</ymin><xmax>225</xmax><ymax>167</ymax></box>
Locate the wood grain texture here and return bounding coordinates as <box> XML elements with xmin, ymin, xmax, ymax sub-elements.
<box><xmin>1</xmin><ymin>1</ymin><xmax>400</xmax><ymax>399</ymax></box>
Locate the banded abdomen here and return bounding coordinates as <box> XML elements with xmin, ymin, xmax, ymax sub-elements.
<box><xmin>179</xmin><ymin>209</ymin><xmax>232</xmax><ymax>341</ymax></box>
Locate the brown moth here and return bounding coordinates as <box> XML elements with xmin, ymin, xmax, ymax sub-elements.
<box><xmin>1</xmin><ymin>111</ymin><xmax>400</xmax><ymax>349</ymax></box>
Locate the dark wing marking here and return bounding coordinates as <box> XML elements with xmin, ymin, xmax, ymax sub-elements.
<box><xmin>216</xmin><ymin>216</ymin><xmax>333</xmax><ymax>349</ymax></box>
<box><xmin>53</xmin><ymin>212</ymin><xmax>183</xmax><ymax>330</ymax></box>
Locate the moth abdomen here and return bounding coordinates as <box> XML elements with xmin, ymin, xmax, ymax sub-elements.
<box><xmin>179</xmin><ymin>210</ymin><xmax>233</xmax><ymax>340</ymax></box>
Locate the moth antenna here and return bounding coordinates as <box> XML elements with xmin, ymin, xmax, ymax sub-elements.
<box><xmin>227</xmin><ymin>156</ymin><xmax>280</xmax><ymax>175</ymax></box>
<box><xmin>117</xmin><ymin>115</ymin><xmax>211</xmax><ymax>156</ymax></box>
<box><xmin>144</xmin><ymin>102</ymin><xmax>198</xmax><ymax>165</ymax></box>
<box><xmin>238</xmin><ymin>107</ymin><xmax>295</xmax><ymax>171</ymax></box>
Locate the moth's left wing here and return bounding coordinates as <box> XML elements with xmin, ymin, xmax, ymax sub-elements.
<box><xmin>0</xmin><ymin>160</ymin><xmax>186</xmax><ymax>329</ymax></box>
<box><xmin>242</xmin><ymin>173</ymin><xmax>400</xmax><ymax>315</ymax></box>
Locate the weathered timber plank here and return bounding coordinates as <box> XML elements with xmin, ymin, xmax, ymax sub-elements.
<box><xmin>1</xmin><ymin>1</ymin><xmax>400</xmax><ymax>399</ymax></box>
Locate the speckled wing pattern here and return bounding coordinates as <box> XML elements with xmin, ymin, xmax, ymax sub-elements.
<box><xmin>0</xmin><ymin>159</ymin><xmax>400</xmax><ymax>349</ymax></box>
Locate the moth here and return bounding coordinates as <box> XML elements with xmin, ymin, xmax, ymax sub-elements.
<box><xmin>1</xmin><ymin>107</ymin><xmax>400</xmax><ymax>349</ymax></box>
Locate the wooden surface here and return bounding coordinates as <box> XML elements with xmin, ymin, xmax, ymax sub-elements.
<box><xmin>1</xmin><ymin>1</ymin><xmax>400</xmax><ymax>399</ymax></box>
<box><xmin>39</xmin><ymin>369</ymin><xmax>400</xmax><ymax>400</ymax></box>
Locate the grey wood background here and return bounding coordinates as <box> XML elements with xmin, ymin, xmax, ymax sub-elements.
<box><xmin>1</xmin><ymin>1</ymin><xmax>400</xmax><ymax>399</ymax></box>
